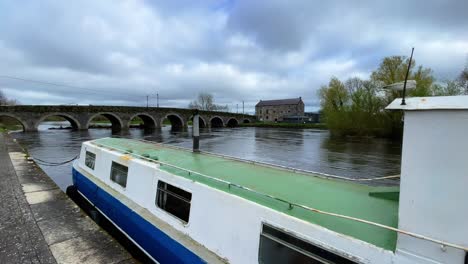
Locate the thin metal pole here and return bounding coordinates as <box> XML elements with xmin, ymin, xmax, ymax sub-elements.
<box><xmin>236</xmin><ymin>104</ymin><xmax>238</xmax><ymax>113</ymax></box>
<box><xmin>242</xmin><ymin>101</ymin><xmax>244</xmax><ymax>114</ymax></box>
<box><xmin>157</xmin><ymin>93</ymin><xmax>159</xmax><ymax>108</ymax></box>
<box><xmin>146</xmin><ymin>95</ymin><xmax>149</xmax><ymax>108</ymax></box>
<box><xmin>401</xmin><ymin>47</ymin><xmax>414</xmax><ymax>105</ymax></box>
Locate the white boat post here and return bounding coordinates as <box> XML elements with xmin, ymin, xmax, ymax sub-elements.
<box><xmin>193</xmin><ymin>109</ymin><xmax>200</xmax><ymax>153</ymax></box>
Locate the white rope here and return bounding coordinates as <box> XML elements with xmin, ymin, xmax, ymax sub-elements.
<box><xmin>92</xmin><ymin>140</ymin><xmax>467</xmax><ymax>252</ymax></box>
<box><xmin>132</xmin><ymin>138</ymin><xmax>400</xmax><ymax>182</ymax></box>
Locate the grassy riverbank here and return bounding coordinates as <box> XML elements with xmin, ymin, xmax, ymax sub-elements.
<box><xmin>0</xmin><ymin>123</ymin><xmax>22</xmax><ymax>132</ymax></box>
<box><xmin>239</xmin><ymin>122</ymin><xmax>327</xmax><ymax>129</ymax></box>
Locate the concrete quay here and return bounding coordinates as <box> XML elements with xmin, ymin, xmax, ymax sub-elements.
<box><xmin>0</xmin><ymin>133</ymin><xmax>137</xmax><ymax>264</ymax></box>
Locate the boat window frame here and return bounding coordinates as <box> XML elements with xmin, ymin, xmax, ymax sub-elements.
<box><xmin>155</xmin><ymin>180</ymin><xmax>192</xmax><ymax>224</ymax></box>
<box><xmin>110</xmin><ymin>161</ymin><xmax>128</xmax><ymax>188</ymax></box>
<box><xmin>84</xmin><ymin>150</ymin><xmax>96</xmax><ymax>170</ymax></box>
<box><xmin>258</xmin><ymin>223</ymin><xmax>358</xmax><ymax>264</ymax></box>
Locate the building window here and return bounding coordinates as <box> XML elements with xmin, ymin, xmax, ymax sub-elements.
<box><xmin>110</xmin><ymin>162</ymin><xmax>128</xmax><ymax>188</ymax></box>
<box><xmin>266</xmin><ymin>116</ymin><xmax>269</xmax><ymax>120</ymax></box>
<box><xmin>260</xmin><ymin>110</ymin><xmax>262</xmax><ymax>114</ymax></box>
<box><xmin>266</xmin><ymin>109</ymin><xmax>269</xmax><ymax>114</ymax></box>
<box><xmin>259</xmin><ymin>224</ymin><xmax>356</xmax><ymax>264</ymax></box>
<box><xmin>85</xmin><ymin>151</ymin><xmax>96</xmax><ymax>170</ymax></box>
<box><xmin>156</xmin><ymin>181</ymin><xmax>192</xmax><ymax>223</ymax></box>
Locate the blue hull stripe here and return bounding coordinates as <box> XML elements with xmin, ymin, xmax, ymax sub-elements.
<box><xmin>72</xmin><ymin>168</ymin><xmax>206</xmax><ymax>264</ymax></box>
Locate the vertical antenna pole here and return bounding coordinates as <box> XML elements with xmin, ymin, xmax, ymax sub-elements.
<box><xmin>193</xmin><ymin>109</ymin><xmax>200</xmax><ymax>153</ymax></box>
<box><xmin>401</xmin><ymin>47</ymin><xmax>414</xmax><ymax>105</ymax></box>
<box><xmin>157</xmin><ymin>93</ymin><xmax>159</xmax><ymax>108</ymax></box>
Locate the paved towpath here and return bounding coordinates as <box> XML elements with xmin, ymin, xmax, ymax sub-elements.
<box><xmin>0</xmin><ymin>133</ymin><xmax>137</xmax><ymax>264</ymax></box>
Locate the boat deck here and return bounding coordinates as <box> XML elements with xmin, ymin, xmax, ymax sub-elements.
<box><xmin>92</xmin><ymin>137</ymin><xmax>399</xmax><ymax>251</ymax></box>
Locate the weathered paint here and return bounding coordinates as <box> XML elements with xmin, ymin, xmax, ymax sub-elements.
<box><xmin>76</xmin><ymin>140</ymin><xmax>408</xmax><ymax>264</ymax></box>
<box><xmin>91</xmin><ymin>137</ymin><xmax>399</xmax><ymax>250</ymax></box>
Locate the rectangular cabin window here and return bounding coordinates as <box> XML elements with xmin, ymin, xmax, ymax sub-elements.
<box><xmin>156</xmin><ymin>181</ymin><xmax>192</xmax><ymax>223</ymax></box>
<box><xmin>85</xmin><ymin>151</ymin><xmax>96</xmax><ymax>170</ymax></box>
<box><xmin>259</xmin><ymin>224</ymin><xmax>357</xmax><ymax>264</ymax></box>
<box><xmin>110</xmin><ymin>162</ymin><xmax>128</xmax><ymax>188</ymax></box>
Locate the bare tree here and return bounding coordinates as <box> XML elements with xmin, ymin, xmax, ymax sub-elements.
<box><xmin>188</xmin><ymin>93</ymin><xmax>228</xmax><ymax>111</ymax></box>
<box><xmin>0</xmin><ymin>89</ymin><xmax>18</xmax><ymax>105</ymax></box>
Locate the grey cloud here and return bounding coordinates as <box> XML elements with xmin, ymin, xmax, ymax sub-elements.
<box><xmin>0</xmin><ymin>0</ymin><xmax>466</xmax><ymax>111</ymax></box>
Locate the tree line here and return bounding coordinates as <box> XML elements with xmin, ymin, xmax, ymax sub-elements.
<box><xmin>318</xmin><ymin>56</ymin><xmax>468</xmax><ymax>139</ymax></box>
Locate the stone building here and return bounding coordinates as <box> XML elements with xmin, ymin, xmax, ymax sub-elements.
<box><xmin>255</xmin><ymin>97</ymin><xmax>305</xmax><ymax>122</ymax></box>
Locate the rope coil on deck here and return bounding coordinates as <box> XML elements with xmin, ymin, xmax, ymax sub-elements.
<box><xmin>93</xmin><ymin>140</ymin><xmax>468</xmax><ymax>252</ymax></box>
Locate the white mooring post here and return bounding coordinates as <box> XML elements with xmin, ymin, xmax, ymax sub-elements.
<box><xmin>387</xmin><ymin>96</ymin><xmax>468</xmax><ymax>264</ymax></box>
<box><xmin>193</xmin><ymin>110</ymin><xmax>200</xmax><ymax>153</ymax></box>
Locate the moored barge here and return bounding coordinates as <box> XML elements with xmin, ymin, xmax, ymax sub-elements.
<box><xmin>71</xmin><ymin>96</ymin><xmax>468</xmax><ymax>263</ymax></box>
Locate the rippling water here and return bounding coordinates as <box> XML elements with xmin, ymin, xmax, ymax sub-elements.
<box><xmin>12</xmin><ymin>122</ymin><xmax>402</xmax><ymax>190</ymax></box>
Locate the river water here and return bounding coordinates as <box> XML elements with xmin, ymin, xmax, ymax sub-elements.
<box><xmin>11</xmin><ymin>122</ymin><xmax>402</xmax><ymax>190</ymax></box>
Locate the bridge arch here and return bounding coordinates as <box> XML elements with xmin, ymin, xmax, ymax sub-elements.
<box><xmin>128</xmin><ymin>113</ymin><xmax>157</xmax><ymax>131</ymax></box>
<box><xmin>87</xmin><ymin>112</ymin><xmax>123</xmax><ymax>133</ymax></box>
<box><xmin>210</xmin><ymin>116</ymin><xmax>224</xmax><ymax>128</ymax></box>
<box><xmin>226</xmin><ymin>118</ymin><xmax>239</xmax><ymax>127</ymax></box>
<box><xmin>242</xmin><ymin>119</ymin><xmax>251</xmax><ymax>123</ymax></box>
<box><xmin>35</xmin><ymin>113</ymin><xmax>81</xmax><ymax>130</ymax></box>
<box><xmin>0</xmin><ymin>113</ymin><xmax>28</xmax><ymax>131</ymax></box>
<box><xmin>161</xmin><ymin>113</ymin><xmax>185</xmax><ymax>131</ymax></box>
<box><xmin>189</xmin><ymin>115</ymin><xmax>206</xmax><ymax>128</ymax></box>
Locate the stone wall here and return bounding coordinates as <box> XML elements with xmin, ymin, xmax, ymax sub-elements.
<box><xmin>255</xmin><ymin>102</ymin><xmax>305</xmax><ymax>122</ymax></box>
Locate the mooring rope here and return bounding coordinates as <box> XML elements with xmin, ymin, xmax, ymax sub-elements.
<box><xmin>31</xmin><ymin>154</ymin><xmax>79</xmax><ymax>166</ymax></box>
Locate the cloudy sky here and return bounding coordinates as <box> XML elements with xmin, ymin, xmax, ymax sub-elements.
<box><xmin>0</xmin><ymin>0</ymin><xmax>467</xmax><ymax>112</ymax></box>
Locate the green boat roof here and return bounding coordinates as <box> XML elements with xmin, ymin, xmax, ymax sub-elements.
<box><xmin>92</xmin><ymin>137</ymin><xmax>399</xmax><ymax>251</ymax></box>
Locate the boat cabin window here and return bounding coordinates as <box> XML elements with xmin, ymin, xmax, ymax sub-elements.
<box><xmin>259</xmin><ymin>224</ymin><xmax>357</xmax><ymax>264</ymax></box>
<box><xmin>156</xmin><ymin>181</ymin><xmax>192</xmax><ymax>223</ymax></box>
<box><xmin>110</xmin><ymin>162</ymin><xmax>128</xmax><ymax>188</ymax></box>
<box><xmin>85</xmin><ymin>151</ymin><xmax>96</xmax><ymax>170</ymax></box>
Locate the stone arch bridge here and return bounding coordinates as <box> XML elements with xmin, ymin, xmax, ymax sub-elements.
<box><xmin>0</xmin><ymin>105</ymin><xmax>255</xmax><ymax>132</ymax></box>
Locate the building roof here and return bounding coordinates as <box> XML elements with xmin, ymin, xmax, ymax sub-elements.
<box><xmin>256</xmin><ymin>97</ymin><xmax>302</xmax><ymax>107</ymax></box>
<box><xmin>92</xmin><ymin>137</ymin><xmax>399</xmax><ymax>251</ymax></box>
<box><xmin>386</xmin><ymin>96</ymin><xmax>468</xmax><ymax>111</ymax></box>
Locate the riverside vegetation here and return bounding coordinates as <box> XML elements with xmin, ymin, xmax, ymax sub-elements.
<box><xmin>319</xmin><ymin>56</ymin><xmax>468</xmax><ymax>139</ymax></box>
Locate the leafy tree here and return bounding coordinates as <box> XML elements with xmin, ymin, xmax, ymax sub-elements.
<box><xmin>188</xmin><ymin>92</ymin><xmax>229</xmax><ymax>111</ymax></box>
<box><xmin>432</xmin><ymin>80</ymin><xmax>464</xmax><ymax>96</ymax></box>
<box><xmin>458</xmin><ymin>61</ymin><xmax>468</xmax><ymax>94</ymax></box>
<box><xmin>320</xmin><ymin>55</ymin><xmax>437</xmax><ymax>138</ymax></box>
<box><xmin>371</xmin><ymin>56</ymin><xmax>434</xmax><ymax>102</ymax></box>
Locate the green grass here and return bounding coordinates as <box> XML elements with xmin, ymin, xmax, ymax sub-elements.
<box><xmin>0</xmin><ymin>123</ymin><xmax>23</xmax><ymax>132</ymax></box>
<box><xmin>239</xmin><ymin>122</ymin><xmax>327</xmax><ymax>129</ymax></box>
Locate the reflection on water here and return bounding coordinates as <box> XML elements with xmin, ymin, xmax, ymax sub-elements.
<box><xmin>12</xmin><ymin>121</ymin><xmax>402</xmax><ymax>190</ymax></box>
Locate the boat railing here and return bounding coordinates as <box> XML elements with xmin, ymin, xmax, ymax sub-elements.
<box><xmin>129</xmin><ymin>138</ymin><xmax>400</xmax><ymax>183</ymax></box>
<box><xmin>90</xmin><ymin>139</ymin><xmax>467</xmax><ymax>252</ymax></box>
